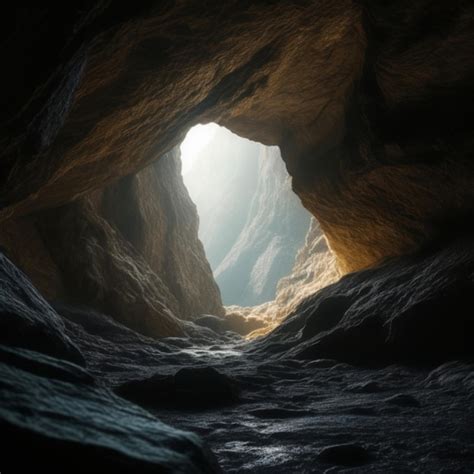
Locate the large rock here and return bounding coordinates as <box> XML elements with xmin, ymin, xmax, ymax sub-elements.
<box><xmin>0</xmin><ymin>252</ymin><xmax>83</xmax><ymax>364</ymax></box>
<box><xmin>229</xmin><ymin>218</ymin><xmax>338</xmax><ymax>336</ymax></box>
<box><xmin>2</xmin><ymin>2</ymin><xmax>473</xmax><ymax>277</ymax></box>
<box><xmin>102</xmin><ymin>147</ymin><xmax>224</xmax><ymax>320</ymax></box>
<box><xmin>0</xmin><ymin>350</ymin><xmax>220</xmax><ymax>473</ymax></box>
<box><xmin>116</xmin><ymin>366</ymin><xmax>239</xmax><ymax>409</ymax></box>
<box><xmin>256</xmin><ymin>237</ymin><xmax>474</xmax><ymax>364</ymax></box>
<box><xmin>1</xmin><ymin>148</ymin><xmax>223</xmax><ymax>338</ymax></box>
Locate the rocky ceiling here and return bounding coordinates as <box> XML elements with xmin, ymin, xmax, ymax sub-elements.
<box><xmin>2</xmin><ymin>3</ymin><xmax>474</xmax><ymax>472</ymax></box>
<box><xmin>3</xmin><ymin>1</ymin><xmax>473</xmax><ymax>274</ymax></box>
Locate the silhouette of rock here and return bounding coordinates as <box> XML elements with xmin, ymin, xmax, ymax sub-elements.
<box><xmin>0</xmin><ymin>253</ymin><xmax>83</xmax><ymax>364</ymax></box>
<box><xmin>117</xmin><ymin>367</ymin><xmax>239</xmax><ymax>408</ymax></box>
<box><xmin>0</xmin><ymin>349</ymin><xmax>220</xmax><ymax>473</ymax></box>
<box><xmin>317</xmin><ymin>443</ymin><xmax>372</xmax><ymax>466</ymax></box>
<box><xmin>258</xmin><ymin>237</ymin><xmax>474</xmax><ymax>364</ymax></box>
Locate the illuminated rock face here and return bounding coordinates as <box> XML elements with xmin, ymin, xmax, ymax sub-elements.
<box><xmin>213</xmin><ymin>145</ymin><xmax>311</xmax><ymax>306</ymax></box>
<box><xmin>1</xmin><ymin>6</ymin><xmax>474</xmax><ymax>470</ymax></box>
<box><xmin>0</xmin><ymin>148</ymin><xmax>223</xmax><ymax>338</ymax></box>
<box><xmin>0</xmin><ymin>2</ymin><xmax>474</xmax><ymax>334</ymax></box>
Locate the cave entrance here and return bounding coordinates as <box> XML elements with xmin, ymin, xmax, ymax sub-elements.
<box><xmin>179</xmin><ymin>123</ymin><xmax>314</xmax><ymax>331</ymax></box>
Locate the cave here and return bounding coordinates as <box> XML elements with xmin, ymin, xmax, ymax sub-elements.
<box><xmin>1</xmin><ymin>3</ymin><xmax>474</xmax><ymax>473</ymax></box>
<box><xmin>180</xmin><ymin>122</ymin><xmax>317</xmax><ymax>311</ymax></box>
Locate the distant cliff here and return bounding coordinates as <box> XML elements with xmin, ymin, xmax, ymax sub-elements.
<box><xmin>183</xmin><ymin>127</ymin><xmax>311</xmax><ymax>306</ymax></box>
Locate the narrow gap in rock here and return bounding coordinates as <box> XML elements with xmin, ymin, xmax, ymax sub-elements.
<box><xmin>179</xmin><ymin>123</ymin><xmax>337</xmax><ymax>337</ymax></box>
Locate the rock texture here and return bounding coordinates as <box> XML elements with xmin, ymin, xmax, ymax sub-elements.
<box><xmin>2</xmin><ymin>2</ymin><xmax>473</xmax><ymax>278</ymax></box>
<box><xmin>229</xmin><ymin>218</ymin><xmax>339</xmax><ymax>336</ymax></box>
<box><xmin>1</xmin><ymin>242</ymin><xmax>474</xmax><ymax>472</ymax></box>
<box><xmin>0</xmin><ymin>252</ymin><xmax>83</xmax><ymax>364</ymax></box>
<box><xmin>97</xmin><ymin>147</ymin><xmax>224</xmax><ymax>321</ymax></box>
<box><xmin>1</xmin><ymin>148</ymin><xmax>223</xmax><ymax>337</ymax></box>
<box><xmin>254</xmin><ymin>235</ymin><xmax>474</xmax><ymax>365</ymax></box>
<box><xmin>0</xmin><ymin>351</ymin><xmax>220</xmax><ymax>473</ymax></box>
<box><xmin>0</xmin><ymin>254</ymin><xmax>220</xmax><ymax>472</ymax></box>
<box><xmin>183</xmin><ymin>126</ymin><xmax>311</xmax><ymax>306</ymax></box>
<box><xmin>2</xmin><ymin>3</ymin><xmax>474</xmax><ymax>472</ymax></box>
<box><xmin>215</xmin><ymin>145</ymin><xmax>310</xmax><ymax>306</ymax></box>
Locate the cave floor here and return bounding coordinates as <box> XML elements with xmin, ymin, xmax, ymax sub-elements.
<box><xmin>63</xmin><ymin>308</ymin><xmax>474</xmax><ymax>473</ymax></box>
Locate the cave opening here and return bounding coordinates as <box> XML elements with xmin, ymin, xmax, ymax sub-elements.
<box><xmin>177</xmin><ymin>123</ymin><xmax>337</xmax><ymax>336</ymax></box>
<box><xmin>180</xmin><ymin>123</ymin><xmax>311</xmax><ymax>307</ymax></box>
<box><xmin>3</xmin><ymin>4</ymin><xmax>474</xmax><ymax>472</ymax></box>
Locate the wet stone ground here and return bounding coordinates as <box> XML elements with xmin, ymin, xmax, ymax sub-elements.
<box><xmin>61</xmin><ymin>308</ymin><xmax>474</xmax><ymax>473</ymax></box>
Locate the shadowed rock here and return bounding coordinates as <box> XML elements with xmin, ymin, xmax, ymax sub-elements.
<box><xmin>384</xmin><ymin>394</ymin><xmax>421</xmax><ymax>408</ymax></box>
<box><xmin>116</xmin><ymin>367</ymin><xmax>240</xmax><ymax>409</ymax></box>
<box><xmin>195</xmin><ymin>314</ymin><xmax>265</xmax><ymax>336</ymax></box>
<box><xmin>256</xmin><ymin>237</ymin><xmax>474</xmax><ymax>365</ymax></box>
<box><xmin>0</xmin><ymin>352</ymin><xmax>220</xmax><ymax>473</ymax></box>
<box><xmin>317</xmin><ymin>443</ymin><xmax>372</xmax><ymax>466</ymax></box>
<box><xmin>0</xmin><ymin>253</ymin><xmax>83</xmax><ymax>365</ymax></box>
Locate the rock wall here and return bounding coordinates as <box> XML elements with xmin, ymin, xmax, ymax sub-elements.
<box><xmin>228</xmin><ymin>218</ymin><xmax>339</xmax><ymax>337</ymax></box>
<box><xmin>183</xmin><ymin>127</ymin><xmax>261</xmax><ymax>270</ymax></box>
<box><xmin>100</xmin><ymin>147</ymin><xmax>224</xmax><ymax>321</ymax></box>
<box><xmin>183</xmin><ymin>127</ymin><xmax>311</xmax><ymax>306</ymax></box>
<box><xmin>5</xmin><ymin>1</ymin><xmax>473</xmax><ymax>276</ymax></box>
<box><xmin>214</xmin><ymin>145</ymin><xmax>311</xmax><ymax>306</ymax></box>
<box><xmin>0</xmin><ymin>148</ymin><xmax>223</xmax><ymax>337</ymax></box>
<box><xmin>0</xmin><ymin>2</ymin><xmax>473</xmax><ymax>338</ymax></box>
<box><xmin>255</xmin><ymin>234</ymin><xmax>474</xmax><ymax>365</ymax></box>
<box><xmin>1</xmin><ymin>5</ymin><xmax>474</xmax><ymax>469</ymax></box>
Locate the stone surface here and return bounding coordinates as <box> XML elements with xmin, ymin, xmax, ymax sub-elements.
<box><xmin>0</xmin><ymin>252</ymin><xmax>83</xmax><ymax>364</ymax></box>
<box><xmin>101</xmin><ymin>147</ymin><xmax>224</xmax><ymax>320</ymax></box>
<box><xmin>117</xmin><ymin>367</ymin><xmax>239</xmax><ymax>409</ymax></box>
<box><xmin>317</xmin><ymin>443</ymin><xmax>372</xmax><ymax>467</ymax></box>
<box><xmin>195</xmin><ymin>314</ymin><xmax>265</xmax><ymax>336</ymax></box>
<box><xmin>230</xmin><ymin>218</ymin><xmax>339</xmax><ymax>336</ymax></box>
<box><xmin>35</xmin><ymin>287</ymin><xmax>474</xmax><ymax>472</ymax></box>
<box><xmin>0</xmin><ymin>350</ymin><xmax>220</xmax><ymax>473</ymax></box>
<box><xmin>1</xmin><ymin>4</ymin><xmax>474</xmax><ymax>471</ymax></box>
<box><xmin>214</xmin><ymin>144</ymin><xmax>310</xmax><ymax>306</ymax></box>
<box><xmin>255</xmin><ymin>236</ymin><xmax>474</xmax><ymax>365</ymax></box>
<box><xmin>5</xmin><ymin>148</ymin><xmax>223</xmax><ymax>338</ymax></box>
<box><xmin>0</xmin><ymin>248</ymin><xmax>473</xmax><ymax>472</ymax></box>
<box><xmin>1</xmin><ymin>2</ymin><xmax>473</xmax><ymax>339</ymax></box>
<box><xmin>2</xmin><ymin>1</ymin><xmax>473</xmax><ymax>276</ymax></box>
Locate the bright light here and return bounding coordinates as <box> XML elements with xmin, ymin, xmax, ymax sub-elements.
<box><xmin>180</xmin><ymin>123</ymin><xmax>220</xmax><ymax>174</ymax></box>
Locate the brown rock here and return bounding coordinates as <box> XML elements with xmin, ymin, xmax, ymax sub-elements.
<box><xmin>1</xmin><ymin>2</ymin><xmax>474</xmax><ymax>335</ymax></box>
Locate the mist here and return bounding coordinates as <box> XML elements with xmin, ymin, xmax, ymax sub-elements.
<box><xmin>180</xmin><ymin>124</ymin><xmax>311</xmax><ymax>307</ymax></box>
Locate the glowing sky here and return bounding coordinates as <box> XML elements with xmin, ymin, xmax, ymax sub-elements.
<box><xmin>180</xmin><ymin>123</ymin><xmax>221</xmax><ymax>174</ymax></box>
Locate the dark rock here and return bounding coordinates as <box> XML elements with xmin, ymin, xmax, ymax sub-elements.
<box><xmin>195</xmin><ymin>313</ymin><xmax>266</xmax><ymax>336</ymax></box>
<box><xmin>423</xmin><ymin>362</ymin><xmax>474</xmax><ymax>390</ymax></box>
<box><xmin>302</xmin><ymin>295</ymin><xmax>352</xmax><ymax>339</ymax></box>
<box><xmin>175</xmin><ymin>367</ymin><xmax>240</xmax><ymax>406</ymax></box>
<box><xmin>344</xmin><ymin>406</ymin><xmax>378</xmax><ymax>416</ymax></box>
<box><xmin>117</xmin><ymin>367</ymin><xmax>239</xmax><ymax>409</ymax></box>
<box><xmin>384</xmin><ymin>394</ymin><xmax>421</xmax><ymax>408</ymax></box>
<box><xmin>346</xmin><ymin>381</ymin><xmax>384</xmax><ymax>393</ymax></box>
<box><xmin>305</xmin><ymin>359</ymin><xmax>340</xmax><ymax>369</ymax></box>
<box><xmin>248</xmin><ymin>407</ymin><xmax>312</xmax><ymax>419</ymax></box>
<box><xmin>257</xmin><ymin>237</ymin><xmax>474</xmax><ymax>365</ymax></box>
<box><xmin>0</xmin><ymin>253</ymin><xmax>84</xmax><ymax>365</ymax></box>
<box><xmin>317</xmin><ymin>443</ymin><xmax>372</xmax><ymax>466</ymax></box>
<box><xmin>0</xmin><ymin>360</ymin><xmax>220</xmax><ymax>473</ymax></box>
<box><xmin>0</xmin><ymin>344</ymin><xmax>93</xmax><ymax>385</ymax></box>
<box><xmin>195</xmin><ymin>315</ymin><xmax>226</xmax><ymax>333</ymax></box>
